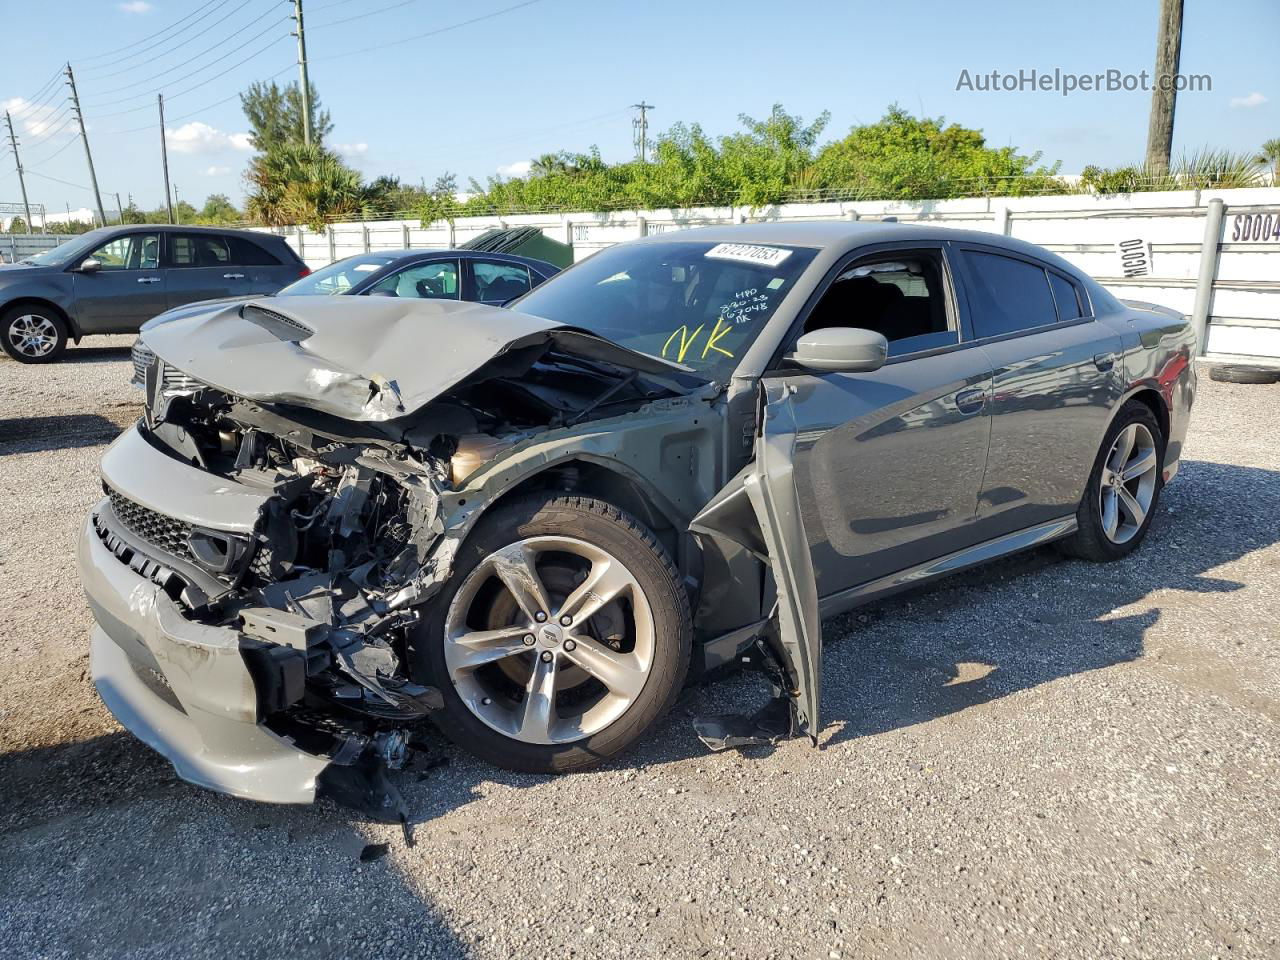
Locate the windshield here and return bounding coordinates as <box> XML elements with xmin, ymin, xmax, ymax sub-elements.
<box><xmin>18</xmin><ymin>228</ymin><xmax>112</xmax><ymax>267</ymax></box>
<box><xmin>277</xmin><ymin>254</ymin><xmax>396</xmax><ymax>296</ymax></box>
<box><xmin>512</xmin><ymin>240</ymin><xmax>817</xmax><ymax>380</ymax></box>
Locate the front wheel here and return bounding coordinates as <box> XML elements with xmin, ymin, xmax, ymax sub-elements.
<box><xmin>1</xmin><ymin>305</ymin><xmax>68</xmax><ymax>363</ymax></box>
<box><xmin>1059</xmin><ymin>401</ymin><xmax>1164</xmax><ymax>562</ymax></box>
<box><xmin>413</xmin><ymin>494</ymin><xmax>692</xmax><ymax>773</ymax></box>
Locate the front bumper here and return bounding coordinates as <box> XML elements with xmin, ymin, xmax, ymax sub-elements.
<box><xmin>79</xmin><ymin>508</ymin><xmax>329</xmax><ymax>804</ymax></box>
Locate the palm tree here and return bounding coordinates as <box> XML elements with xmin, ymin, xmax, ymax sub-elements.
<box><xmin>1256</xmin><ymin>139</ymin><xmax>1280</xmax><ymax>183</ymax></box>
<box><xmin>245</xmin><ymin>142</ymin><xmax>364</xmax><ymax>230</ymax></box>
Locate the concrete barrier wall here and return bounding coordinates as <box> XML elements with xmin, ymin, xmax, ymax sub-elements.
<box><xmin>256</xmin><ymin>187</ymin><xmax>1280</xmax><ymax>362</ymax></box>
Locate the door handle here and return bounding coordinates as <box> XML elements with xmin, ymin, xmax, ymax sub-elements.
<box><xmin>223</xmin><ymin>273</ymin><xmax>245</xmax><ymax>279</ymax></box>
<box><xmin>136</xmin><ymin>277</ymin><xmax>161</xmax><ymax>284</ymax></box>
<box><xmin>1093</xmin><ymin>352</ymin><xmax>1115</xmax><ymax>372</ymax></box>
<box><xmin>954</xmin><ymin>388</ymin><xmax>986</xmax><ymax>414</ymax></box>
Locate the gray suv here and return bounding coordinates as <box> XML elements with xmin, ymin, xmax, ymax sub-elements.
<box><xmin>0</xmin><ymin>224</ymin><xmax>307</xmax><ymax>363</ymax></box>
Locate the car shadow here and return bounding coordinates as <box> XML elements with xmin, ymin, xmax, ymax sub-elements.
<box><xmin>0</xmin><ymin>413</ymin><xmax>136</xmax><ymax>455</ymax></box>
<box><xmin>62</xmin><ymin>344</ymin><xmax>133</xmax><ymax>364</ymax></box>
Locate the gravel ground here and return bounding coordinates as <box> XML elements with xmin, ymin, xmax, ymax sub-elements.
<box><xmin>0</xmin><ymin>343</ymin><xmax>1277</xmax><ymax>960</ymax></box>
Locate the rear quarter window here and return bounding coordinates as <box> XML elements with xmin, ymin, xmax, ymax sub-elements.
<box><xmin>228</xmin><ymin>236</ymin><xmax>283</xmax><ymax>266</ymax></box>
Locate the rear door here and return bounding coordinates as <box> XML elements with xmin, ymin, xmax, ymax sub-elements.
<box><xmin>70</xmin><ymin>231</ymin><xmax>166</xmax><ymax>332</ymax></box>
<box><xmin>164</xmin><ymin>233</ymin><xmax>244</xmax><ymax>308</ymax></box>
<box><xmin>955</xmin><ymin>246</ymin><xmax>1123</xmax><ymax>536</ymax></box>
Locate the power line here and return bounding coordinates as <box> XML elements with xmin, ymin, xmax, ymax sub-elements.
<box><xmin>84</xmin><ymin>15</ymin><xmax>293</xmax><ymax>110</ymax></box>
<box><xmin>86</xmin><ymin>33</ymin><xmax>292</xmax><ymax>118</ymax></box>
<box><xmin>26</xmin><ymin>170</ymin><xmax>92</xmax><ymax>192</ymax></box>
<box><xmin>312</xmin><ymin>0</ymin><xmax>551</xmax><ymax>62</ymax></box>
<box><xmin>85</xmin><ymin>0</ymin><xmax>274</xmax><ymax>99</ymax></box>
<box><xmin>25</xmin><ymin>132</ymin><xmax>81</xmax><ymax>167</ymax></box>
<box><xmin>312</xmin><ymin>0</ymin><xmax>421</xmax><ymax>28</ymax></box>
<box><xmin>17</xmin><ymin>68</ymin><xmax>65</xmax><ymax>109</ymax></box>
<box><xmin>98</xmin><ymin>64</ymin><xmax>296</xmax><ymax>136</ymax></box>
<box><xmin>77</xmin><ymin>0</ymin><xmax>241</xmax><ymax>68</ymax></box>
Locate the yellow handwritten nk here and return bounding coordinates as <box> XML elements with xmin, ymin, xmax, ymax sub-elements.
<box><xmin>701</xmin><ymin>317</ymin><xmax>735</xmax><ymax>359</ymax></box>
<box><xmin>662</xmin><ymin>324</ymin><xmax>704</xmax><ymax>363</ymax></box>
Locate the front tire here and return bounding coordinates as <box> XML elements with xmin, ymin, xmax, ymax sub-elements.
<box><xmin>412</xmin><ymin>493</ymin><xmax>692</xmax><ymax>774</ymax></box>
<box><xmin>1059</xmin><ymin>401</ymin><xmax>1164</xmax><ymax>562</ymax></box>
<box><xmin>1</xmin><ymin>305</ymin><xmax>68</xmax><ymax>363</ymax></box>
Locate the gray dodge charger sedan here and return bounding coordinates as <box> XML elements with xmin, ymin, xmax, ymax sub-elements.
<box><xmin>77</xmin><ymin>221</ymin><xmax>1196</xmax><ymax>817</ymax></box>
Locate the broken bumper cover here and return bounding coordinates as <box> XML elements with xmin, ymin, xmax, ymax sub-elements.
<box><xmin>79</xmin><ymin>509</ymin><xmax>330</xmax><ymax>804</ymax></box>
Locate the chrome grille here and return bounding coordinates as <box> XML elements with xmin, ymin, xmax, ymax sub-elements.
<box><xmin>130</xmin><ymin>340</ymin><xmax>154</xmax><ymax>385</ymax></box>
<box><xmin>106</xmin><ymin>487</ymin><xmax>195</xmax><ymax>565</ymax></box>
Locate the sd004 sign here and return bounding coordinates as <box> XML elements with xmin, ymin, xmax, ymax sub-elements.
<box><xmin>1115</xmin><ymin>238</ymin><xmax>1152</xmax><ymax>278</ymax></box>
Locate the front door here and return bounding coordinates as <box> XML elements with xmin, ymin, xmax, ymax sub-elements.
<box><xmin>70</xmin><ymin>231</ymin><xmax>166</xmax><ymax>333</ymax></box>
<box><xmin>774</xmin><ymin>246</ymin><xmax>995</xmax><ymax>597</ymax></box>
<box><xmin>954</xmin><ymin>246</ymin><xmax>1123</xmax><ymax>537</ymax></box>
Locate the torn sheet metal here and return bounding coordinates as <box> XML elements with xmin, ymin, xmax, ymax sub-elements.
<box><xmin>691</xmin><ymin>380</ymin><xmax>822</xmax><ymax>743</ymax></box>
<box><xmin>142</xmin><ymin>296</ymin><xmax>695</xmax><ymax>422</ymax></box>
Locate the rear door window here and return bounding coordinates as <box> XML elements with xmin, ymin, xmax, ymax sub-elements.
<box><xmin>473</xmin><ymin>260</ymin><xmax>532</xmax><ymax>302</ymax></box>
<box><xmin>962</xmin><ymin>251</ymin><xmax>1058</xmax><ymax>338</ymax></box>
<box><xmin>169</xmin><ymin>234</ymin><xmax>232</xmax><ymax>268</ymax></box>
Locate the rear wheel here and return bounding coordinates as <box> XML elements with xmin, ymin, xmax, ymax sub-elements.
<box><xmin>1059</xmin><ymin>402</ymin><xmax>1164</xmax><ymax>562</ymax></box>
<box><xmin>1</xmin><ymin>305</ymin><xmax>68</xmax><ymax>363</ymax></box>
<box><xmin>413</xmin><ymin>494</ymin><xmax>691</xmax><ymax>773</ymax></box>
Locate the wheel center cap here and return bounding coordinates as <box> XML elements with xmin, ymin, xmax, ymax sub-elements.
<box><xmin>538</xmin><ymin>624</ymin><xmax>563</xmax><ymax>646</ymax></box>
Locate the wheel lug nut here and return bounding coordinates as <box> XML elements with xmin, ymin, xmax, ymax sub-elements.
<box><xmin>563</xmin><ymin>639</ymin><xmax>576</xmax><ymax>652</ymax></box>
<box><xmin>535</xmin><ymin>611</ymin><xmax>547</xmax><ymax>622</ymax></box>
<box><xmin>522</xmin><ymin>634</ymin><xmax>535</xmax><ymax>646</ymax></box>
<box><xmin>560</xmin><ymin>614</ymin><xmax>572</xmax><ymax>626</ymax></box>
<box><xmin>482</xmin><ymin>697</ymin><xmax>492</xmax><ymax>706</ymax></box>
<box><xmin>540</xmin><ymin>650</ymin><xmax>553</xmax><ymax>662</ymax></box>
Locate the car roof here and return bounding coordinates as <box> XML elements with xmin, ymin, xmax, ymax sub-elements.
<box><xmin>346</xmin><ymin>248</ymin><xmax>559</xmax><ymax>274</ymax></box>
<box><xmin>634</xmin><ymin>219</ymin><xmax>1072</xmax><ymax>266</ymax></box>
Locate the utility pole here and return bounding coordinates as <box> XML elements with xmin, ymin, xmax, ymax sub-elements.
<box><xmin>292</xmin><ymin>0</ymin><xmax>313</xmax><ymax>145</ymax></box>
<box><xmin>114</xmin><ymin>192</ymin><xmax>124</xmax><ymax>225</ymax></box>
<box><xmin>1144</xmin><ymin>0</ymin><xmax>1183</xmax><ymax>172</ymax></box>
<box><xmin>158</xmin><ymin>94</ymin><xmax>174</xmax><ymax>224</ymax></box>
<box><xmin>3</xmin><ymin>111</ymin><xmax>32</xmax><ymax>232</ymax></box>
<box><xmin>173</xmin><ymin>183</ymin><xmax>181</xmax><ymax>223</ymax></box>
<box><xmin>631</xmin><ymin>101</ymin><xmax>654</xmax><ymax>163</ymax></box>
<box><xmin>65</xmin><ymin>63</ymin><xmax>107</xmax><ymax>226</ymax></box>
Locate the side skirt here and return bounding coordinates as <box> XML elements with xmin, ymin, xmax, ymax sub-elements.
<box><xmin>818</xmin><ymin>515</ymin><xmax>1078</xmax><ymax>619</ymax></box>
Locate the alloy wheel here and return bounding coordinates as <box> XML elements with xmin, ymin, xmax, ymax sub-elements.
<box><xmin>1098</xmin><ymin>422</ymin><xmax>1159</xmax><ymax>544</ymax></box>
<box><xmin>443</xmin><ymin>535</ymin><xmax>654</xmax><ymax>745</ymax></box>
<box><xmin>6</xmin><ymin>314</ymin><xmax>59</xmax><ymax>359</ymax></box>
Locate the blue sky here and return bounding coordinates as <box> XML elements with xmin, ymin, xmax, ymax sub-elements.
<box><xmin>1</xmin><ymin>0</ymin><xmax>1276</xmax><ymax>218</ymax></box>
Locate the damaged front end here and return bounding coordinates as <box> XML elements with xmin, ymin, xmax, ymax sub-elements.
<box><xmin>80</xmin><ymin>297</ymin><xmax>703</xmax><ymax>816</ymax></box>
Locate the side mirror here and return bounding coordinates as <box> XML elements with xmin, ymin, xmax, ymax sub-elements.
<box><xmin>77</xmin><ymin>258</ymin><xmax>102</xmax><ymax>274</ymax></box>
<box><xmin>787</xmin><ymin>327</ymin><xmax>888</xmax><ymax>373</ymax></box>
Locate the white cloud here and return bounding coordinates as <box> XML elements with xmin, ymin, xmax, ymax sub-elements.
<box><xmin>497</xmin><ymin>159</ymin><xmax>532</xmax><ymax>178</ymax></box>
<box><xmin>1230</xmin><ymin>92</ymin><xmax>1267</xmax><ymax>109</ymax></box>
<box><xmin>203</xmin><ymin>165</ymin><xmax>231</xmax><ymax>176</ymax></box>
<box><xmin>335</xmin><ymin>142</ymin><xmax>368</xmax><ymax>159</ymax></box>
<box><xmin>2</xmin><ymin>97</ymin><xmax>75</xmax><ymax>139</ymax></box>
<box><xmin>165</xmin><ymin>121</ymin><xmax>253</xmax><ymax>155</ymax></box>
<box><xmin>118</xmin><ymin>1</ymin><xmax>153</xmax><ymax>12</ymax></box>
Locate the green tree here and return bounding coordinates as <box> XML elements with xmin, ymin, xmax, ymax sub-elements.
<box><xmin>245</xmin><ymin>141</ymin><xmax>365</xmax><ymax>230</ymax></box>
<box><xmin>1256</xmin><ymin>138</ymin><xmax>1280</xmax><ymax>180</ymax></box>
<box><xmin>416</xmin><ymin>172</ymin><xmax>462</xmax><ymax>225</ymax></box>
<box><xmin>813</xmin><ymin>105</ymin><xmax>1059</xmax><ymax>199</ymax></box>
<box><xmin>7</xmin><ymin>217</ymin><xmax>27</xmax><ymax>234</ymax></box>
<box><xmin>195</xmin><ymin>193</ymin><xmax>241</xmax><ymax>224</ymax></box>
<box><xmin>240</xmin><ymin>80</ymin><xmax>333</xmax><ymax>151</ymax></box>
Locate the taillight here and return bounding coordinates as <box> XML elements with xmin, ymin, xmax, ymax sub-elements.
<box><xmin>298</xmin><ymin>266</ymin><xmax>311</xmax><ymax>278</ymax></box>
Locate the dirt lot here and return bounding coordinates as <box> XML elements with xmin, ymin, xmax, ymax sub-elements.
<box><xmin>0</xmin><ymin>340</ymin><xmax>1277</xmax><ymax>959</ymax></box>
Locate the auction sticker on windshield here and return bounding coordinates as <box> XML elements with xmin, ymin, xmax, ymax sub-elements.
<box><xmin>705</xmin><ymin>243</ymin><xmax>793</xmax><ymax>267</ymax></box>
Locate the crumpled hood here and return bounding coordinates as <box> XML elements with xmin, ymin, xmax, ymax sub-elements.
<box><xmin>142</xmin><ymin>295</ymin><xmax>692</xmax><ymax>422</ymax></box>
